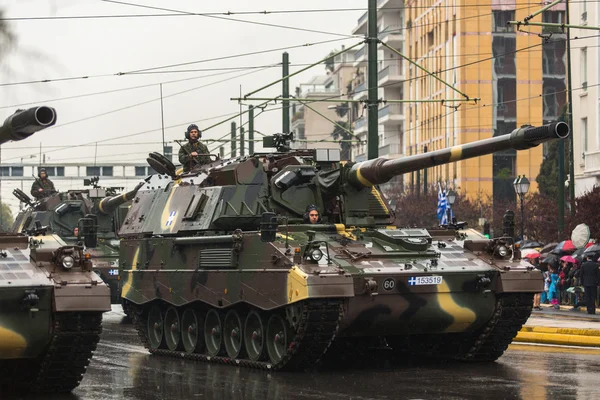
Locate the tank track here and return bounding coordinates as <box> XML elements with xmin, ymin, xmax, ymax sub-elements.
<box><xmin>131</xmin><ymin>299</ymin><xmax>342</xmax><ymax>371</ymax></box>
<box><xmin>387</xmin><ymin>293</ymin><xmax>533</xmax><ymax>362</ymax></box>
<box><xmin>0</xmin><ymin>312</ymin><xmax>103</xmax><ymax>394</ymax></box>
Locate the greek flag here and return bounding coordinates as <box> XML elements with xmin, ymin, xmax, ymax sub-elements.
<box><xmin>437</xmin><ymin>186</ymin><xmax>448</xmax><ymax>225</ymax></box>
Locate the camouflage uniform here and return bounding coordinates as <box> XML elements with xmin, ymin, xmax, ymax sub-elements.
<box><xmin>178</xmin><ymin>140</ymin><xmax>211</xmax><ymax>172</ymax></box>
<box><xmin>30</xmin><ymin>177</ymin><xmax>56</xmax><ymax>199</ymax></box>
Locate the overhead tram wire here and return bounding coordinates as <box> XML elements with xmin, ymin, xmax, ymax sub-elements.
<box><xmin>1</xmin><ymin>3</ymin><xmax>573</xmax><ymax>21</ymax></box>
<box><xmin>101</xmin><ymin>0</ymin><xmax>359</xmax><ymax>39</ymax></box>
<box><xmin>44</xmin><ymin>66</ymin><xmax>274</xmax><ymax>130</ymax></box>
<box><xmin>0</xmin><ymin>36</ymin><xmax>355</xmax><ymax>87</ymax></box>
<box><xmin>7</xmin><ymin>29</ymin><xmax>590</xmax><ymax>162</ymax></box>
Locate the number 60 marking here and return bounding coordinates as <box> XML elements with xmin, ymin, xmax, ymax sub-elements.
<box><xmin>382</xmin><ymin>278</ymin><xmax>396</xmax><ymax>291</ymax></box>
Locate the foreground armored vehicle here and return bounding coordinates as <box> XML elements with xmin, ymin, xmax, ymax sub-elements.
<box><xmin>0</xmin><ymin>106</ymin><xmax>111</xmax><ymax>393</ymax></box>
<box><xmin>12</xmin><ymin>178</ymin><xmax>144</xmax><ymax>305</ymax></box>
<box><xmin>119</xmin><ymin>122</ymin><xmax>568</xmax><ymax>370</ymax></box>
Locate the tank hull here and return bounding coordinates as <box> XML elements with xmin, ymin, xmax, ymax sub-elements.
<box><xmin>120</xmin><ymin>228</ymin><xmax>539</xmax><ymax>370</ymax></box>
<box><xmin>0</xmin><ymin>234</ymin><xmax>110</xmax><ymax>393</ymax></box>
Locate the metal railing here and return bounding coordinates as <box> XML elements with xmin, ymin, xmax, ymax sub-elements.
<box><xmin>378</xmin><ymin>104</ymin><xmax>404</xmax><ymax>119</ymax></box>
<box><xmin>378</xmin><ymin>143</ymin><xmax>402</xmax><ymax>156</ymax></box>
<box><xmin>354</xmin><ymin>117</ymin><xmax>367</xmax><ymax>130</ymax></box>
<box><xmin>378</xmin><ymin>25</ymin><xmax>403</xmax><ymax>40</ymax></box>
<box><xmin>378</xmin><ymin>64</ymin><xmax>403</xmax><ymax>81</ymax></box>
<box><xmin>355</xmin><ymin>45</ymin><xmax>366</xmax><ymax>60</ymax></box>
<box><xmin>584</xmin><ymin>150</ymin><xmax>600</xmax><ymax>172</ymax></box>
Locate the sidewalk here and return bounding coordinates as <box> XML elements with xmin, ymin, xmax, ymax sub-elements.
<box><xmin>514</xmin><ymin>304</ymin><xmax>600</xmax><ymax>347</ymax></box>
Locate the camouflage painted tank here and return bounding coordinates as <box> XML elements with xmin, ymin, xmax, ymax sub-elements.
<box><xmin>119</xmin><ymin>122</ymin><xmax>568</xmax><ymax>370</ymax></box>
<box><xmin>0</xmin><ymin>107</ymin><xmax>111</xmax><ymax>393</ymax></box>
<box><xmin>12</xmin><ymin>179</ymin><xmax>144</xmax><ymax>307</ymax></box>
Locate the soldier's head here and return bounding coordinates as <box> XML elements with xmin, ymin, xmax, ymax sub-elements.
<box><xmin>304</xmin><ymin>204</ymin><xmax>320</xmax><ymax>224</ymax></box>
<box><xmin>38</xmin><ymin>168</ymin><xmax>47</xmax><ymax>179</ymax></box>
<box><xmin>73</xmin><ymin>227</ymin><xmax>79</xmax><ymax>237</ymax></box>
<box><xmin>186</xmin><ymin>124</ymin><xmax>201</xmax><ymax>141</ymax></box>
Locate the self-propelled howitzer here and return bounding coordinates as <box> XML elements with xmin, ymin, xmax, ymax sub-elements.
<box><xmin>0</xmin><ymin>106</ymin><xmax>57</xmax><ymax>145</ymax></box>
<box><xmin>119</xmin><ymin>122</ymin><xmax>568</xmax><ymax>371</ymax></box>
<box><xmin>11</xmin><ymin>181</ymin><xmax>144</xmax><ymax>305</ymax></box>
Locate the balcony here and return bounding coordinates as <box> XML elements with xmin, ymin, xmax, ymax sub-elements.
<box><xmin>353</xmin><ymin>81</ymin><xmax>367</xmax><ymax>101</ymax></box>
<box><xmin>378</xmin><ymin>64</ymin><xmax>404</xmax><ymax>86</ymax></box>
<box><xmin>377</xmin><ymin>0</ymin><xmax>405</xmax><ymax>9</ymax></box>
<box><xmin>378</xmin><ymin>25</ymin><xmax>404</xmax><ymax>49</ymax></box>
<box><xmin>378</xmin><ymin>104</ymin><xmax>404</xmax><ymax>126</ymax></box>
<box><xmin>353</xmin><ymin>45</ymin><xmax>366</xmax><ymax>66</ymax></box>
<box><xmin>378</xmin><ymin>143</ymin><xmax>402</xmax><ymax>158</ymax></box>
<box><xmin>584</xmin><ymin>150</ymin><xmax>600</xmax><ymax>174</ymax></box>
<box><xmin>352</xmin><ymin>12</ymin><xmax>368</xmax><ymax>35</ymax></box>
<box><xmin>353</xmin><ymin>117</ymin><xmax>367</xmax><ymax>134</ymax></box>
<box><xmin>354</xmin><ymin>153</ymin><xmax>367</xmax><ymax>162</ymax></box>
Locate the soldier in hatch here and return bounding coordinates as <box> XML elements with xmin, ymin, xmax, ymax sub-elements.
<box><xmin>303</xmin><ymin>204</ymin><xmax>322</xmax><ymax>224</ymax></box>
<box><xmin>178</xmin><ymin>124</ymin><xmax>211</xmax><ymax>172</ymax></box>
<box><xmin>30</xmin><ymin>167</ymin><xmax>57</xmax><ymax>199</ymax></box>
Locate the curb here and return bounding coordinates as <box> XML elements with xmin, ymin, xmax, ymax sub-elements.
<box><xmin>515</xmin><ymin>326</ymin><xmax>600</xmax><ymax>347</ymax></box>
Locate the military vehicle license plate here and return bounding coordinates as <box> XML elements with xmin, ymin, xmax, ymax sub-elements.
<box><xmin>408</xmin><ymin>276</ymin><xmax>442</xmax><ymax>286</ymax></box>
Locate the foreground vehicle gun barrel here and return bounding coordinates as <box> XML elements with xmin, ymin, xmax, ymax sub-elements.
<box><xmin>96</xmin><ymin>181</ymin><xmax>145</xmax><ymax>215</ymax></box>
<box><xmin>0</xmin><ymin>106</ymin><xmax>57</xmax><ymax>145</ymax></box>
<box><xmin>347</xmin><ymin>121</ymin><xmax>569</xmax><ymax>188</ymax></box>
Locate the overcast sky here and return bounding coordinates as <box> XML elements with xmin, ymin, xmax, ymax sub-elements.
<box><xmin>0</xmin><ymin>0</ymin><xmax>365</xmax><ymax>166</ymax></box>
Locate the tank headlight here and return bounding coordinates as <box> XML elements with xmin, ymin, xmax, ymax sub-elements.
<box><xmin>309</xmin><ymin>248</ymin><xmax>323</xmax><ymax>261</ymax></box>
<box><xmin>497</xmin><ymin>246</ymin><xmax>508</xmax><ymax>257</ymax></box>
<box><xmin>62</xmin><ymin>256</ymin><xmax>75</xmax><ymax>269</ymax></box>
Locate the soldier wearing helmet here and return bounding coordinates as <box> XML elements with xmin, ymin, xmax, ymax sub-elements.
<box><xmin>178</xmin><ymin>124</ymin><xmax>211</xmax><ymax>172</ymax></box>
<box><xmin>303</xmin><ymin>204</ymin><xmax>321</xmax><ymax>224</ymax></box>
<box><xmin>30</xmin><ymin>167</ymin><xmax>57</xmax><ymax>199</ymax></box>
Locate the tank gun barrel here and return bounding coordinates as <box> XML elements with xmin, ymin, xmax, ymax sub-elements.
<box><xmin>0</xmin><ymin>106</ymin><xmax>57</xmax><ymax>145</ymax></box>
<box><xmin>97</xmin><ymin>181</ymin><xmax>144</xmax><ymax>215</ymax></box>
<box><xmin>347</xmin><ymin>121</ymin><xmax>569</xmax><ymax>188</ymax></box>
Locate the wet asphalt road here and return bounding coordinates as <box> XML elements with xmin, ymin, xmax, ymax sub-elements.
<box><xmin>7</xmin><ymin>307</ymin><xmax>600</xmax><ymax>400</ymax></box>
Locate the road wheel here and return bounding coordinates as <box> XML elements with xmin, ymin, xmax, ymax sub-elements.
<box><xmin>204</xmin><ymin>309</ymin><xmax>222</xmax><ymax>356</ymax></box>
<box><xmin>181</xmin><ymin>308</ymin><xmax>204</xmax><ymax>354</ymax></box>
<box><xmin>244</xmin><ymin>310</ymin><xmax>265</xmax><ymax>361</ymax></box>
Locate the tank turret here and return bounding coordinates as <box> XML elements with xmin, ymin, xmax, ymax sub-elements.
<box><xmin>0</xmin><ymin>106</ymin><xmax>57</xmax><ymax>145</ymax></box>
<box><xmin>95</xmin><ymin>181</ymin><xmax>144</xmax><ymax>215</ymax></box>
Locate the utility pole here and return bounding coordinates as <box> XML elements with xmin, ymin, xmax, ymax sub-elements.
<box><xmin>231</xmin><ymin>122</ymin><xmax>237</xmax><ymax>158</ymax></box>
<box><xmin>160</xmin><ymin>83</ymin><xmax>165</xmax><ymax>151</ymax></box>
<box><xmin>565</xmin><ymin>0</ymin><xmax>575</xmax><ymax>216</ymax></box>
<box><xmin>423</xmin><ymin>144</ymin><xmax>428</xmax><ymax>194</ymax></box>
<box><xmin>240</xmin><ymin>127</ymin><xmax>245</xmax><ymax>157</ymax></box>
<box><xmin>249</xmin><ymin>105</ymin><xmax>255</xmax><ymax>154</ymax></box>
<box><xmin>367</xmin><ymin>0</ymin><xmax>379</xmax><ymax>159</ymax></box>
<box><xmin>282</xmin><ymin>52</ymin><xmax>290</xmax><ymax>134</ymax></box>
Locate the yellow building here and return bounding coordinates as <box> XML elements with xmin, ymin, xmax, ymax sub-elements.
<box><xmin>404</xmin><ymin>0</ymin><xmax>566</xmax><ymax>201</ymax></box>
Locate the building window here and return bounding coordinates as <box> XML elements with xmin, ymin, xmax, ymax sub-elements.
<box><xmin>581</xmin><ymin>47</ymin><xmax>588</xmax><ymax>89</ymax></box>
<box><xmin>135</xmin><ymin>166</ymin><xmax>146</xmax><ymax>176</ymax></box>
<box><xmin>102</xmin><ymin>166</ymin><xmax>113</xmax><ymax>176</ymax></box>
<box><xmin>582</xmin><ymin>118</ymin><xmax>588</xmax><ymax>155</ymax></box>
<box><xmin>493</xmin><ymin>11</ymin><xmax>515</xmax><ymax>33</ymax></box>
<box><xmin>11</xmin><ymin>166</ymin><xmax>23</xmax><ymax>176</ymax></box>
<box><xmin>86</xmin><ymin>166</ymin><xmax>101</xmax><ymax>176</ymax></box>
<box><xmin>36</xmin><ymin>166</ymin><xmax>64</xmax><ymax>177</ymax></box>
<box><xmin>0</xmin><ymin>167</ymin><xmax>9</xmax><ymax>177</ymax></box>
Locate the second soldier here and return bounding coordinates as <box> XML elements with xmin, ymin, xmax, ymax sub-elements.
<box><xmin>178</xmin><ymin>124</ymin><xmax>211</xmax><ymax>172</ymax></box>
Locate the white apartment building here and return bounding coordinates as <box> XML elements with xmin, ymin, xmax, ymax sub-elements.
<box><xmin>350</xmin><ymin>0</ymin><xmax>405</xmax><ymax>163</ymax></box>
<box><xmin>571</xmin><ymin>0</ymin><xmax>600</xmax><ymax>195</ymax></box>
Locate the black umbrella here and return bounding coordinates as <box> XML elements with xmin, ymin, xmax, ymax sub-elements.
<box><xmin>540</xmin><ymin>253</ymin><xmax>558</xmax><ymax>269</ymax></box>
<box><xmin>540</xmin><ymin>242</ymin><xmax>558</xmax><ymax>254</ymax></box>
<box><xmin>573</xmin><ymin>248</ymin><xmax>586</xmax><ymax>263</ymax></box>
<box><xmin>521</xmin><ymin>241</ymin><xmax>544</xmax><ymax>249</ymax></box>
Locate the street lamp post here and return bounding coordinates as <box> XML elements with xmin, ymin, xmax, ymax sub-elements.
<box><xmin>447</xmin><ymin>189</ymin><xmax>457</xmax><ymax>224</ymax></box>
<box><xmin>513</xmin><ymin>175</ymin><xmax>530</xmax><ymax>242</ymax></box>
